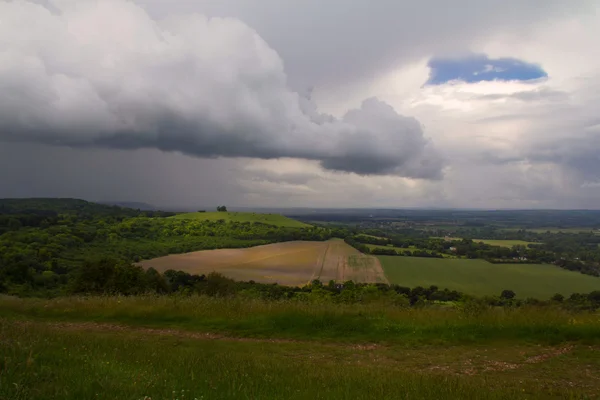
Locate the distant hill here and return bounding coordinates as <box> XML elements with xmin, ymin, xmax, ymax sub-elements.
<box><xmin>0</xmin><ymin>198</ymin><xmax>138</xmax><ymax>216</ymax></box>
<box><xmin>98</xmin><ymin>201</ymin><xmax>156</xmax><ymax>210</ymax></box>
<box><xmin>0</xmin><ymin>198</ymin><xmax>174</xmax><ymax>219</ymax></box>
<box><xmin>171</xmin><ymin>211</ymin><xmax>311</xmax><ymax>228</ymax></box>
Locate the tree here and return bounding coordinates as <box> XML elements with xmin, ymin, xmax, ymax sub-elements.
<box><xmin>216</xmin><ymin>205</ymin><xmax>228</xmax><ymax>212</ymax></box>
<box><xmin>500</xmin><ymin>289</ymin><xmax>516</xmax><ymax>300</ymax></box>
<box><xmin>551</xmin><ymin>293</ymin><xmax>564</xmax><ymax>302</ymax></box>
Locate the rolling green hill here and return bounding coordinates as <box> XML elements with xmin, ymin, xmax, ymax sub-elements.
<box><xmin>170</xmin><ymin>211</ymin><xmax>311</xmax><ymax>228</ymax></box>
<box><xmin>379</xmin><ymin>256</ymin><xmax>600</xmax><ymax>299</ymax></box>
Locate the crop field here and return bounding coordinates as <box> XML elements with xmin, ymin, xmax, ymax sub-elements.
<box><xmin>503</xmin><ymin>227</ymin><xmax>600</xmax><ymax>234</ymax></box>
<box><xmin>434</xmin><ymin>237</ymin><xmax>537</xmax><ymax>248</ymax></box>
<box><xmin>140</xmin><ymin>240</ymin><xmax>386</xmax><ymax>286</ymax></box>
<box><xmin>170</xmin><ymin>211</ymin><xmax>311</xmax><ymax>228</ymax></box>
<box><xmin>473</xmin><ymin>239</ymin><xmax>537</xmax><ymax>247</ymax></box>
<box><xmin>379</xmin><ymin>256</ymin><xmax>600</xmax><ymax>299</ymax></box>
<box><xmin>367</xmin><ymin>244</ymin><xmax>457</xmax><ymax>258</ymax></box>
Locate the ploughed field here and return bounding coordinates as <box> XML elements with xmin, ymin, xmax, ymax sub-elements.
<box><xmin>139</xmin><ymin>239</ymin><xmax>388</xmax><ymax>286</ymax></box>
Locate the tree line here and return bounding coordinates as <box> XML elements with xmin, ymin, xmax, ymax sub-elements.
<box><xmin>345</xmin><ymin>234</ymin><xmax>600</xmax><ymax>277</ymax></box>
<box><xmin>61</xmin><ymin>257</ymin><xmax>600</xmax><ymax>311</ymax></box>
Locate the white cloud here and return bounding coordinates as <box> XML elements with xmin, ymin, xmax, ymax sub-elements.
<box><xmin>0</xmin><ymin>0</ymin><xmax>442</xmax><ymax>179</ymax></box>
<box><xmin>1</xmin><ymin>0</ymin><xmax>600</xmax><ymax>208</ymax></box>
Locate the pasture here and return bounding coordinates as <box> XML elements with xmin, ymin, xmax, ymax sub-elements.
<box><xmin>379</xmin><ymin>256</ymin><xmax>600</xmax><ymax>299</ymax></box>
<box><xmin>434</xmin><ymin>237</ymin><xmax>537</xmax><ymax>248</ymax></box>
<box><xmin>139</xmin><ymin>239</ymin><xmax>386</xmax><ymax>286</ymax></box>
<box><xmin>473</xmin><ymin>239</ymin><xmax>537</xmax><ymax>247</ymax></box>
<box><xmin>503</xmin><ymin>227</ymin><xmax>600</xmax><ymax>234</ymax></box>
<box><xmin>367</xmin><ymin>243</ymin><xmax>457</xmax><ymax>258</ymax></box>
<box><xmin>170</xmin><ymin>211</ymin><xmax>311</xmax><ymax>228</ymax></box>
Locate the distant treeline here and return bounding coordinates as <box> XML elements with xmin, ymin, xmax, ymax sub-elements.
<box><xmin>291</xmin><ymin>209</ymin><xmax>600</xmax><ymax>229</ymax></box>
<box><xmin>345</xmin><ymin>234</ymin><xmax>600</xmax><ymax>277</ymax></box>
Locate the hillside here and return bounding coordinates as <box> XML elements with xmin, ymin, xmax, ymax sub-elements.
<box><xmin>139</xmin><ymin>239</ymin><xmax>386</xmax><ymax>286</ymax></box>
<box><xmin>171</xmin><ymin>211</ymin><xmax>311</xmax><ymax>228</ymax></box>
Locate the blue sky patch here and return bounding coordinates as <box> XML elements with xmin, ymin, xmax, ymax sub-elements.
<box><xmin>426</xmin><ymin>54</ymin><xmax>547</xmax><ymax>85</ymax></box>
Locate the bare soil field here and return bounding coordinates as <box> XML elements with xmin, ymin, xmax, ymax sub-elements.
<box><xmin>139</xmin><ymin>239</ymin><xmax>386</xmax><ymax>286</ymax></box>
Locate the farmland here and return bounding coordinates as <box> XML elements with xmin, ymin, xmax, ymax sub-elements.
<box><xmin>379</xmin><ymin>256</ymin><xmax>600</xmax><ymax>298</ymax></box>
<box><xmin>435</xmin><ymin>237</ymin><xmax>537</xmax><ymax>248</ymax></box>
<box><xmin>366</xmin><ymin>243</ymin><xmax>457</xmax><ymax>258</ymax></box>
<box><xmin>140</xmin><ymin>239</ymin><xmax>387</xmax><ymax>286</ymax></box>
<box><xmin>503</xmin><ymin>227</ymin><xmax>600</xmax><ymax>234</ymax></box>
<box><xmin>171</xmin><ymin>211</ymin><xmax>311</xmax><ymax>228</ymax></box>
<box><xmin>472</xmin><ymin>239</ymin><xmax>537</xmax><ymax>247</ymax></box>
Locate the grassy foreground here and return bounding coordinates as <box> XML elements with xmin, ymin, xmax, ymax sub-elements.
<box><xmin>170</xmin><ymin>211</ymin><xmax>311</xmax><ymax>228</ymax></box>
<box><xmin>379</xmin><ymin>256</ymin><xmax>600</xmax><ymax>298</ymax></box>
<box><xmin>2</xmin><ymin>295</ymin><xmax>600</xmax><ymax>399</ymax></box>
<box><xmin>2</xmin><ymin>295</ymin><xmax>600</xmax><ymax>344</ymax></box>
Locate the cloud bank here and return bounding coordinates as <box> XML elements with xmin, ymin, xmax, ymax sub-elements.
<box><xmin>0</xmin><ymin>0</ymin><xmax>442</xmax><ymax>179</ymax></box>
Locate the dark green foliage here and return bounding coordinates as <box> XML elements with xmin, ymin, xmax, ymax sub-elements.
<box><xmin>551</xmin><ymin>293</ymin><xmax>565</xmax><ymax>302</ymax></box>
<box><xmin>216</xmin><ymin>205</ymin><xmax>228</xmax><ymax>212</ymax></box>
<box><xmin>343</xmin><ymin>237</ymin><xmax>370</xmax><ymax>253</ymax></box>
<box><xmin>71</xmin><ymin>258</ymin><xmax>148</xmax><ymax>295</ymax></box>
<box><xmin>500</xmin><ymin>290</ymin><xmax>516</xmax><ymax>300</ymax></box>
<box><xmin>0</xmin><ymin>199</ymin><xmax>342</xmax><ymax>296</ymax></box>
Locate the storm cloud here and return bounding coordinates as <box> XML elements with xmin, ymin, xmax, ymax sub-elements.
<box><xmin>0</xmin><ymin>0</ymin><xmax>442</xmax><ymax>179</ymax></box>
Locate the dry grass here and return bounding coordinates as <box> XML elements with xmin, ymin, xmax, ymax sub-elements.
<box><xmin>139</xmin><ymin>239</ymin><xmax>385</xmax><ymax>286</ymax></box>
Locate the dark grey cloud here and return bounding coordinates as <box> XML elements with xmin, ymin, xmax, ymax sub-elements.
<box><xmin>248</xmin><ymin>171</ymin><xmax>316</xmax><ymax>186</ymax></box>
<box><xmin>0</xmin><ymin>0</ymin><xmax>442</xmax><ymax>180</ymax></box>
<box><xmin>528</xmin><ymin>135</ymin><xmax>600</xmax><ymax>182</ymax></box>
<box><xmin>135</xmin><ymin>0</ymin><xmax>593</xmax><ymax>88</ymax></box>
<box><xmin>0</xmin><ymin>142</ymin><xmax>244</xmax><ymax>209</ymax></box>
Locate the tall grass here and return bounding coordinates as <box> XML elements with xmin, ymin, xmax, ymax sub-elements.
<box><xmin>1</xmin><ymin>295</ymin><xmax>599</xmax><ymax>344</ymax></box>
<box><xmin>0</xmin><ymin>320</ymin><xmax>584</xmax><ymax>400</ymax></box>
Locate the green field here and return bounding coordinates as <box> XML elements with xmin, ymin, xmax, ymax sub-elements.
<box><xmin>433</xmin><ymin>237</ymin><xmax>537</xmax><ymax>247</ymax></box>
<box><xmin>170</xmin><ymin>211</ymin><xmax>311</xmax><ymax>228</ymax></box>
<box><xmin>379</xmin><ymin>256</ymin><xmax>600</xmax><ymax>298</ymax></box>
<box><xmin>503</xmin><ymin>227</ymin><xmax>599</xmax><ymax>234</ymax></box>
<box><xmin>367</xmin><ymin>244</ymin><xmax>457</xmax><ymax>258</ymax></box>
<box><xmin>473</xmin><ymin>239</ymin><xmax>537</xmax><ymax>247</ymax></box>
<box><xmin>2</xmin><ymin>296</ymin><xmax>600</xmax><ymax>399</ymax></box>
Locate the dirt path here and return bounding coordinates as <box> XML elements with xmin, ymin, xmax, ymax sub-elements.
<box><xmin>7</xmin><ymin>319</ymin><xmax>589</xmax><ymax>379</ymax></box>
<box><xmin>9</xmin><ymin>319</ymin><xmax>377</xmax><ymax>348</ymax></box>
<box><xmin>5</xmin><ymin>318</ymin><xmax>598</xmax><ymax>397</ymax></box>
<box><xmin>308</xmin><ymin>241</ymin><xmax>331</xmax><ymax>285</ymax></box>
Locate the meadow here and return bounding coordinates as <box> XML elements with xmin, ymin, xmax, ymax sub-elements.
<box><xmin>139</xmin><ymin>239</ymin><xmax>386</xmax><ymax>286</ymax></box>
<box><xmin>502</xmin><ymin>227</ymin><xmax>600</xmax><ymax>234</ymax></box>
<box><xmin>473</xmin><ymin>239</ymin><xmax>537</xmax><ymax>247</ymax></box>
<box><xmin>379</xmin><ymin>256</ymin><xmax>600</xmax><ymax>299</ymax></box>
<box><xmin>171</xmin><ymin>211</ymin><xmax>311</xmax><ymax>228</ymax></box>
<box><xmin>1</xmin><ymin>295</ymin><xmax>600</xmax><ymax>399</ymax></box>
<box><xmin>433</xmin><ymin>237</ymin><xmax>537</xmax><ymax>248</ymax></box>
<box><xmin>366</xmin><ymin>243</ymin><xmax>457</xmax><ymax>258</ymax></box>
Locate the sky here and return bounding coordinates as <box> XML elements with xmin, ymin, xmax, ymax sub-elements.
<box><xmin>0</xmin><ymin>0</ymin><xmax>599</xmax><ymax>209</ymax></box>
